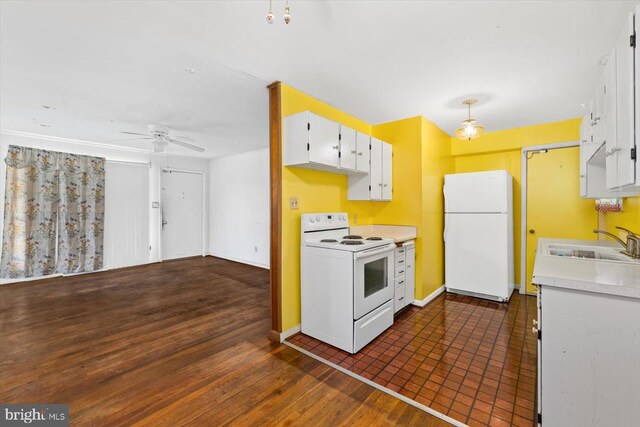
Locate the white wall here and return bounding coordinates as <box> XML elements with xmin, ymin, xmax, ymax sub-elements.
<box><xmin>208</xmin><ymin>148</ymin><xmax>269</xmax><ymax>268</ymax></box>
<box><xmin>0</xmin><ymin>131</ymin><xmax>209</xmax><ymax>282</ymax></box>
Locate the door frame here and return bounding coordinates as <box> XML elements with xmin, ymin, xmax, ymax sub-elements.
<box><xmin>520</xmin><ymin>141</ymin><xmax>578</xmax><ymax>294</ymax></box>
<box><xmin>160</xmin><ymin>168</ymin><xmax>206</xmax><ymax>261</ymax></box>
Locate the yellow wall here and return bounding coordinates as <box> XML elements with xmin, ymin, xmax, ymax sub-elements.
<box><xmin>452</xmin><ymin>118</ymin><xmax>586</xmax><ymax>290</ymax></box>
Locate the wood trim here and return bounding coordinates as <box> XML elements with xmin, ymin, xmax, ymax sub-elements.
<box><xmin>268</xmin><ymin>81</ymin><xmax>283</xmax><ymax>337</ymax></box>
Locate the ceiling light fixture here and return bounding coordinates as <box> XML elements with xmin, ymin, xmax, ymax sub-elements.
<box><xmin>266</xmin><ymin>0</ymin><xmax>275</xmax><ymax>24</ymax></box>
<box><xmin>455</xmin><ymin>99</ymin><xmax>485</xmax><ymax>141</ymax></box>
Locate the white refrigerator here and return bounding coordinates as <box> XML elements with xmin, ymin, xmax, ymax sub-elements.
<box><xmin>444</xmin><ymin>170</ymin><xmax>514</xmax><ymax>301</ymax></box>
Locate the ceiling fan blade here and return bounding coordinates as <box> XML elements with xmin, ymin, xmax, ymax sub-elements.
<box><xmin>172</xmin><ymin>135</ymin><xmax>195</xmax><ymax>142</ymax></box>
<box><xmin>168</xmin><ymin>138</ymin><xmax>205</xmax><ymax>152</ymax></box>
<box><xmin>109</xmin><ymin>137</ymin><xmax>153</xmax><ymax>143</ymax></box>
<box><xmin>120</xmin><ymin>131</ymin><xmax>149</xmax><ymax>136</ymax></box>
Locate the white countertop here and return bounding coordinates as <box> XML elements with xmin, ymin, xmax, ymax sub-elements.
<box><xmin>349</xmin><ymin>224</ymin><xmax>417</xmax><ymax>243</ymax></box>
<box><xmin>533</xmin><ymin>238</ymin><xmax>640</xmax><ymax>299</ymax></box>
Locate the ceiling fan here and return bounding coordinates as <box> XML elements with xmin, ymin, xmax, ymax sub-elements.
<box><xmin>116</xmin><ymin>124</ymin><xmax>205</xmax><ymax>153</ymax></box>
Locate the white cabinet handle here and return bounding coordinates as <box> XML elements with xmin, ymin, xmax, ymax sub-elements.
<box><xmin>332</xmin><ymin>145</ymin><xmax>339</xmax><ymax>150</ymax></box>
<box><xmin>383</xmin><ymin>184</ymin><xmax>388</xmax><ymax>187</ymax></box>
<box><xmin>358</xmin><ymin>152</ymin><xmax>363</xmax><ymax>156</ymax></box>
<box><xmin>378</xmin><ymin>183</ymin><xmax>383</xmax><ymax>187</ymax></box>
<box><xmin>351</xmin><ymin>150</ymin><xmax>356</xmax><ymax>154</ymax></box>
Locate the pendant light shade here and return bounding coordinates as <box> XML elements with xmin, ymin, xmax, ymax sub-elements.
<box><xmin>455</xmin><ymin>99</ymin><xmax>485</xmax><ymax>140</ymax></box>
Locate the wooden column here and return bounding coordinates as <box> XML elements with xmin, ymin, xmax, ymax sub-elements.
<box><xmin>267</xmin><ymin>81</ymin><xmax>282</xmax><ymax>340</ymax></box>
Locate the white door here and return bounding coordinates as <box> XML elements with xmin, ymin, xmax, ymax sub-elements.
<box><xmin>339</xmin><ymin>125</ymin><xmax>357</xmax><ymax>170</ymax></box>
<box><xmin>444</xmin><ymin>170</ymin><xmax>510</xmax><ymax>213</ymax></box>
<box><xmin>369</xmin><ymin>138</ymin><xmax>382</xmax><ymax>200</ymax></box>
<box><xmin>444</xmin><ymin>213</ymin><xmax>510</xmax><ymax>299</ymax></box>
<box><xmin>381</xmin><ymin>142</ymin><xmax>392</xmax><ymax>200</ymax></box>
<box><xmin>615</xmin><ymin>11</ymin><xmax>635</xmax><ymax>187</ymax></box>
<box><xmin>356</xmin><ymin>132</ymin><xmax>370</xmax><ymax>173</ymax></box>
<box><xmin>104</xmin><ymin>162</ymin><xmax>150</xmax><ymax>268</ymax></box>
<box><xmin>161</xmin><ymin>170</ymin><xmax>204</xmax><ymax>260</ymax></box>
<box><xmin>308</xmin><ymin>113</ymin><xmax>340</xmax><ymax>168</ymax></box>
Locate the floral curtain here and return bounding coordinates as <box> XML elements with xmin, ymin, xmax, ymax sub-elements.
<box><xmin>0</xmin><ymin>145</ymin><xmax>105</xmax><ymax>278</ymax></box>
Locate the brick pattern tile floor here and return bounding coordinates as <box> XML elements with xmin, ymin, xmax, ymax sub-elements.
<box><xmin>287</xmin><ymin>292</ymin><xmax>538</xmax><ymax>426</ymax></box>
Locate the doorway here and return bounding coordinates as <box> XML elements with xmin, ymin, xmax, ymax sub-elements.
<box><xmin>523</xmin><ymin>145</ymin><xmax>597</xmax><ymax>293</ymax></box>
<box><xmin>161</xmin><ymin>169</ymin><xmax>204</xmax><ymax>261</ymax></box>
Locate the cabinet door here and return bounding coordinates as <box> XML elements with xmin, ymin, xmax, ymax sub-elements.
<box><xmin>339</xmin><ymin>125</ymin><xmax>357</xmax><ymax>170</ymax></box>
<box><xmin>593</xmin><ymin>75</ymin><xmax>605</xmax><ymax>146</ymax></box>
<box><xmin>615</xmin><ymin>11</ymin><xmax>636</xmax><ymax>187</ymax></box>
<box><xmin>308</xmin><ymin>113</ymin><xmax>340</xmax><ymax>167</ymax></box>
<box><xmin>370</xmin><ymin>138</ymin><xmax>383</xmax><ymax>200</ymax></box>
<box><xmin>381</xmin><ymin>142</ymin><xmax>392</xmax><ymax>200</ymax></box>
<box><xmin>579</xmin><ymin>113</ymin><xmax>590</xmax><ymax>197</ymax></box>
<box><xmin>604</xmin><ymin>50</ymin><xmax>618</xmax><ymax>189</ymax></box>
<box><xmin>405</xmin><ymin>246</ymin><xmax>415</xmax><ymax>305</ymax></box>
<box><xmin>355</xmin><ymin>132</ymin><xmax>370</xmax><ymax>173</ymax></box>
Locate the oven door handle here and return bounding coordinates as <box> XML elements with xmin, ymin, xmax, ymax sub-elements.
<box><xmin>354</xmin><ymin>245</ymin><xmax>394</xmax><ymax>259</ymax></box>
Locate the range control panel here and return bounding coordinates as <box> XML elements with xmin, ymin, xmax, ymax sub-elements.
<box><xmin>301</xmin><ymin>212</ymin><xmax>349</xmax><ymax>232</ymax></box>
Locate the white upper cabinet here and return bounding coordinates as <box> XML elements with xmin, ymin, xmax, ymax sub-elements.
<box><xmin>616</xmin><ymin>11</ymin><xmax>636</xmax><ymax>188</ymax></box>
<box><xmin>348</xmin><ymin>137</ymin><xmax>393</xmax><ymax>201</ymax></box>
<box><xmin>284</xmin><ymin>111</ymin><xmax>340</xmax><ymax>171</ymax></box>
<box><xmin>339</xmin><ymin>125</ymin><xmax>357</xmax><ymax>171</ymax></box>
<box><xmin>356</xmin><ymin>132</ymin><xmax>370</xmax><ymax>173</ymax></box>
<box><xmin>382</xmin><ymin>142</ymin><xmax>392</xmax><ymax>200</ymax></box>
<box><xmin>604</xmin><ymin>46</ymin><xmax>618</xmax><ymax>189</ymax></box>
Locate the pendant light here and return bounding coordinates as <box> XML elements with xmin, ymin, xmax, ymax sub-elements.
<box><xmin>455</xmin><ymin>99</ymin><xmax>485</xmax><ymax>140</ymax></box>
<box><xmin>283</xmin><ymin>0</ymin><xmax>291</xmax><ymax>24</ymax></box>
<box><xmin>266</xmin><ymin>0</ymin><xmax>274</xmax><ymax>24</ymax></box>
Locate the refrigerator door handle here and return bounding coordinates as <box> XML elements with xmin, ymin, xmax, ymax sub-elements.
<box><xmin>444</xmin><ymin>214</ymin><xmax>448</xmax><ymax>242</ymax></box>
<box><xmin>443</xmin><ymin>185</ymin><xmax>448</xmax><ymax>213</ymax></box>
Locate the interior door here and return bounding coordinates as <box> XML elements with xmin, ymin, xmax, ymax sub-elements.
<box><xmin>161</xmin><ymin>170</ymin><xmax>204</xmax><ymax>260</ymax></box>
<box><xmin>339</xmin><ymin>125</ymin><xmax>357</xmax><ymax>170</ymax></box>
<box><xmin>356</xmin><ymin>132</ymin><xmax>370</xmax><ymax>173</ymax></box>
<box><xmin>308</xmin><ymin>113</ymin><xmax>340</xmax><ymax>167</ymax></box>
<box><xmin>526</xmin><ymin>147</ymin><xmax>597</xmax><ymax>293</ymax></box>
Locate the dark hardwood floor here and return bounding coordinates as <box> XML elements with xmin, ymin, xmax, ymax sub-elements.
<box><xmin>0</xmin><ymin>257</ymin><xmax>448</xmax><ymax>426</ymax></box>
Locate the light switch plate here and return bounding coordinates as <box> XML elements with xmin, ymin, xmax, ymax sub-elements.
<box><xmin>152</xmin><ymin>202</ymin><xmax>160</xmax><ymax>208</ymax></box>
<box><xmin>289</xmin><ymin>197</ymin><xmax>299</xmax><ymax>210</ymax></box>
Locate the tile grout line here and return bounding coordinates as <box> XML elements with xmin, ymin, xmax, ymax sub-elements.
<box><xmin>282</xmin><ymin>340</ymin><xmax>467</xmax><ymax>427</ymax></box>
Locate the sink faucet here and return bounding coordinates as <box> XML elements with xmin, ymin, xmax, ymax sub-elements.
<box><xmin>593</xmin><ymin>228</ymin><xmax>640</xmax><ymax>259</ymax></box>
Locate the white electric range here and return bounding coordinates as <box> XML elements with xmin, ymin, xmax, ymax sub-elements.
<box><xmin>300</xmin><ymin>212</ymin><xmax>396</xmax><ymax>353</ymax></box>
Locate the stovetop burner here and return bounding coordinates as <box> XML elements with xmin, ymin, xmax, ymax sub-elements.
<box><xmin>320</xmin><ymin>239</ymin><xmax>338</xmax><ymax>243</ymax></box>
<box><xmin>366</xmin><ymin>237</ymin><xmax>383</xmax><ymax>240</ymax></box>
<box><xmin>343</xmin><ymin>235</ymin><xmax>363</xmax><ymax>240</ymax></box>
<box><xmin>340</xmin><ymin>240</ymin><xmax>364</xmax><ymax>245</ymax></box>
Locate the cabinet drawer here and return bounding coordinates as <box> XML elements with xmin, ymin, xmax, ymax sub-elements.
<box><xmin>394</xmin><ymin>285</ymin><xmax>406</xmax><ymax>313</ymax></box>
<box><xmin>395</xmin><ymin>277</ymin><xmax>406</xmax><ymax>289</ymax></box>
<box><xmin>395</xmin><ymin>247</ymin><xmax>406</xmax><ymax>257</ymax></box>
<box><xmin>354</xmin><ymin>300</ymin><xmax>393</xmax><ymax>352</ymax></box>
<box><xmin>395</xmin><ymin>265</ymin><xmax>406</xmax><ymax>278</ymax></box>
<box><xmin>395</xmin><ymin>256</ymin><xmax>406</xmax><ymax>268</ymax></box>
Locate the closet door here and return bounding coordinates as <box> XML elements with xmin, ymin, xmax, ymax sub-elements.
<box><xmin>104</xmin><ymin>162</ymin><xmax>150</xmax><ymax>269</ymax></box>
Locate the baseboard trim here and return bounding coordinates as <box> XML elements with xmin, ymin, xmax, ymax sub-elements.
<box><xmin>280</xmin><ymin>324</ymin><xmax>301</xmax><ymax>342</ymax></box>
<box><xmin>411</xmin><ymin>285</ymin><xmax>445</xmax><ymax>307</ymax></box>
<box><xmin>206</xmin><ymin>252</ymin><xmax>269</xmax><ymax>269</ymax></box>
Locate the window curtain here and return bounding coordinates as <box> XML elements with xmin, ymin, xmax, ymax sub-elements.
<box><xmin>0</xmin><ymin>145</ymin><xmax>105</xmax><ymax>278</ymax></box>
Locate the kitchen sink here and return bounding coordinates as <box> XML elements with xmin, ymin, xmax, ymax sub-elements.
<box><xmin>547</xmin><ymin>244</ymin><xmax>639</xmax><ymax>264</ymax></box>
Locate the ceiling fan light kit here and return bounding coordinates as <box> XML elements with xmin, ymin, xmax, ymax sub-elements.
<box><xmin>118</xmin><ymin>124</ymin><xmax>205</xmax><ymax>153</ymax></box>
<box><xmin>455</xmin><ymin>99</ymin><xmax>486</xmax><ymax>141</ymax></box>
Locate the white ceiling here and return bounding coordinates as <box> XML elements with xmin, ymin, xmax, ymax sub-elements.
<box><xmin>0</xmin><ymin>1</ymin><xmax>636</xmax><ymax>158</ymax></box>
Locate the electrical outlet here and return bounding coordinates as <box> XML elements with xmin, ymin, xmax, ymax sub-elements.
<box><xmin>289</xmin><ymin>197</ymin><xmax>299</xmax><ymax>210</ymax></box>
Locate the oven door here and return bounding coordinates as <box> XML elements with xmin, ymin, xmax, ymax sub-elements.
<box><xmin>353</xmin><ymin>244</ymin><xmax>394</xmax><ymax>319</ymax></box>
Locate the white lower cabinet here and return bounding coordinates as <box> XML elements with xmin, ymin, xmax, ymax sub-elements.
<box><xmin>393</xmin><ymin>241</ymin><xmax>415</xmax><ymax>313</ymax></box>
<box><xmin>536</xmin><ymin>285</ymin><xmax>640</xmax><ymax>426</ymax></box>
